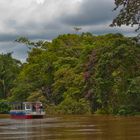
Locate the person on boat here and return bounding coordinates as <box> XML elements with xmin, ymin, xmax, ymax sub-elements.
<box><xmin>32</xmin><ymin>105</ymin><xmax>36</xmax><ymax>112</ymax></box>
<box><xmin>39</xmin><ymin>104</ymin><xmax>43</xmax><ymax>113</ymax></box>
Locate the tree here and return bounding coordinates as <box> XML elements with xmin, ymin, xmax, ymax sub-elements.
<box><xmin>73</xmin><ymin>27</ymin><xmax>82</xmax><ymax>34</ymax></box>
<box><xmin>0</xmin><ymin>53</ymin><xmax>21</xmax><ymax>99</ymax></box>
<box><xmin>83</xmin><ymin>33</ymin><xmax>140</xmax><ymax>114</ymax></box>
<box><xmin>111</xmin><ymin>0</ymin><xmax>140</xmax><ymax>31</ymax></box>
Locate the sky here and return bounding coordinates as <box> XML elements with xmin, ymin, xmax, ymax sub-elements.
<box><xmin>0</xmin><ymin>0</ymin><xmax>137</xmax><ymax>62</ymax></box>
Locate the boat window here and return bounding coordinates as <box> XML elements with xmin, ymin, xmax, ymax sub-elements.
<box><xmin>15</xmin><ymin>105</ymin><xmax>18</xmax><ymax>110</ymax></box>
<box><xmin>18</xmin><ymin>105</ymin><xmax>21</xmax><ymax>110</ymax></box>
<box><xmin>26</xmin><ymin>104</ymin><xmax>31</xmax><ymax>109</ymax></box>
<box><xmin>22</xmin><ymin>104</ymin><xmax>25</xmax><ymax>110</ymax></box>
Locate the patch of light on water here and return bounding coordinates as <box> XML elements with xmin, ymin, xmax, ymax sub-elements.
<box><xmin>0</xmin><ymin>132</ymin><xmax>34</xmax><ymax>135</ymax></box>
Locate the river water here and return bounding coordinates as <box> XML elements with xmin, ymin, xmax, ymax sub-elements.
<box><xmin>0</xmin><ymin>115</ymin><xmax>140</xmax><ymax>140</ymax></box>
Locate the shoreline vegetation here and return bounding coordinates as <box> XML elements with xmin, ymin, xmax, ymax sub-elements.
<box><xmin>0</xmin><ymin>33</ymin><xmax>140</xmax><ymax>116</ymax></box>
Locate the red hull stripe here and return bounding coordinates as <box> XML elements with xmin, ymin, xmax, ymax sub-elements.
<box><xmin>11</xmin><ymin>115</ymin><xmax>44</xmax><ymax>119</ymax></box>
<box><xmin>11</xmin><ymin>115</ymin><xmax>32</xmax><ymax>119</ymax></box>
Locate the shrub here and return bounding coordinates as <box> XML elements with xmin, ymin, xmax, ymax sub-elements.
<box><xmin>0</xmin><ymin>100</ymin><xmax>10</xmax><ymax>113</ymax></box>
<box><xmin>57</xmin><ymin>97</ymin><xmax>91</xmax><ymax>115</ymax></box>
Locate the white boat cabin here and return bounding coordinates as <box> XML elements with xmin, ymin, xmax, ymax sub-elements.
<box><xmin>11</xmin><ymin>102</ymin><xmax>45</xmax><ymax>115</ymax></box>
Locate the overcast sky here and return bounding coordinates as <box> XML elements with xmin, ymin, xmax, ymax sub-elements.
<box><xmin>0</xmin><ymin>0</ymin><xmax>137</xmax><ymax>62</ymax></box>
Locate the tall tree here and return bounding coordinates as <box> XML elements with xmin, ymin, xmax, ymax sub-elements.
<box><xmin>73</xmin><ymin>27</ymin><xmax>82</xmax><ymax>34</ymax></box>
<box><xmin>111</xmin><ymin>0</ymin><xmax>140</xmax><ymax>31</ymax></box>
<box><xmin>0</xmin><ymin>53</ymin><xmax>21</xmax><ymax>98</ymax></box>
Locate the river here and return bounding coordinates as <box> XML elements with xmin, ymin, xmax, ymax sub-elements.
<box><xmin>0</xmin><ymin>115</ymin><xmax>140</xmax><ymax>140</ymax></box>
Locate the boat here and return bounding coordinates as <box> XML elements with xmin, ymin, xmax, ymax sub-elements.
<box><xmin>10</xmin><ymin>102</ymin><xmax>45</xmax><ymax>119</ymax></box>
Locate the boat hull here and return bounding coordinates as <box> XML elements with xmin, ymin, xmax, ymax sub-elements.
<box><xmin>10</xmin><ymin>114</ymin><xmax>44</xmax><ymax>119</ymax></box>
<box><xmin>10</xmin><ymin>110</ymin><xmax>45</xmax><ymax>119</ymax></box>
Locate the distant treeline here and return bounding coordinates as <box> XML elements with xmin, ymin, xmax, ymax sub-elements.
<box><xmin>0</xmin><ymin>33</ymin><xmax>140</xmax><ymax>115</ymax></box>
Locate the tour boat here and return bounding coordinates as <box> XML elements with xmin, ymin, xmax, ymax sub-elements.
<box><xmin>10</xmin><ymin>102</ymin><xmax>45</xmax><ymax>119</ymax></box>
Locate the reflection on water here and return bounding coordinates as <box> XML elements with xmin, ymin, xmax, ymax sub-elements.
<box><xmin>0</xmin><ymin>115</ymin><xmax>140</xmax><ymax>140</ymax></box>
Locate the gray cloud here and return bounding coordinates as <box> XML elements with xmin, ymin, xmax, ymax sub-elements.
<box><xmin>60</xmin><ymin>0</ymin><xmax>116</xmax><ymax>26</ymax></box>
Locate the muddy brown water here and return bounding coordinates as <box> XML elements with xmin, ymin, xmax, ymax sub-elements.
<box><xmin>0</xmin><ymin>115</ymin><xmax>140</xmax><ymax>140</ymax></box>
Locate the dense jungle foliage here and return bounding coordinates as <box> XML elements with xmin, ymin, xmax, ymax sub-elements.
<box><xmin>0</xmin><ymin>33</ymin><xmax>140</xmax><ymax>115</ymax></box>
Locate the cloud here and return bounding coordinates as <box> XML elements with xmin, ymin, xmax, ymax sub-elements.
<box><xmin>0</xmin><ymin>0</ymin><xmax>136</xmax><ymax>40</ymax></box>
<box><xmin>60</xmin><ymin>0</ymin><xmax>116</xmax><ymax>26</ymax></box>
